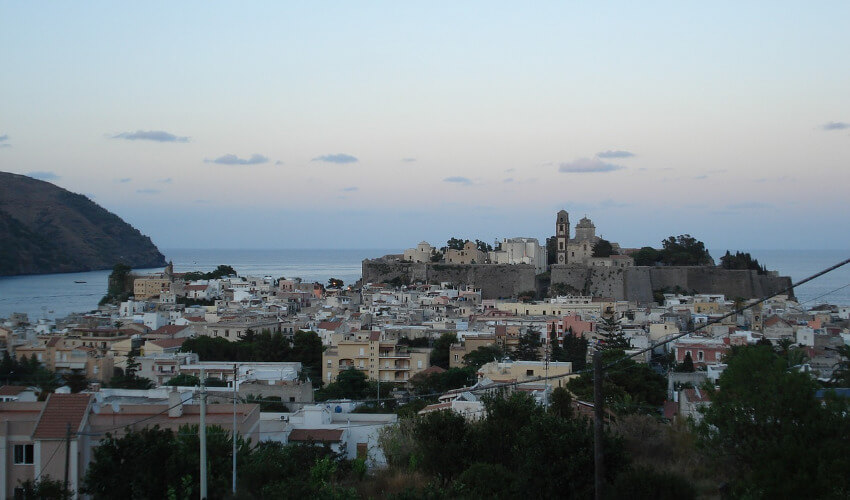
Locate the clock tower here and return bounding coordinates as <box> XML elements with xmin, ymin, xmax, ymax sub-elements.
<box><xmin>555</xmin><ymin>210</ymin><xmax>569</xmax><ymax>265</ymax></box>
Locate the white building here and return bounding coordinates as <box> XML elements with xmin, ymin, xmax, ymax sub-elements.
<box><xmin>489</xmin><ymin>237</ymin><xmax>548</xmax><ymax>274</ymax></box>
<box><xmin>403</xmin><ymin>241</ymin><xmax>435</xmax><ymax>263</ymax></box>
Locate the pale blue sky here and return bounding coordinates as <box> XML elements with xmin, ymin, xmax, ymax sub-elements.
<box><xmin>1</xmin><ymin>1</ymin><xmax>849</xmax><ymax>250</ymax></box>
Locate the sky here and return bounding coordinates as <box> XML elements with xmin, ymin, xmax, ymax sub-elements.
<box><xmin>1</xmin><ymin>1</ymin><xmax>849</xmax><ymax>251</ymax></box>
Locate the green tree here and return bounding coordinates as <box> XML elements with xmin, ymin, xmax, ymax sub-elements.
<box><xmin>461</xmin><ymin>345</ymin><xmax>503</xmax><ymax>371</ymax></box>
<box><xmin>430</xmin><ymin>333</ymin><xmax>457</xmax><ymax>369</ymax></box>
<box><xmin>660</xmin><ymin>234</ymin><xmax>712</xmax><ymax>266</ymax></box>
<box><xmin>327</xmin><ymin>277</ymin><xmax>344</xmax><ymax>288</ymax></box>
<box><xmin>317</xmin><ymin>368</ymin><xmax>373</xmax><ymax>401</ymax></box>
<box><xmin>446</xmin><ymin>237</ymin><xmax>466</xmax><ymax>251</ymax></box>
<box><xmin>549</xmin><ymin>323</ymin><xmax>563</xmax><ymax>362</ymax></box>
<box><xmin>567</xmin><ymin>349</ymin><xmax>666</xmax><ymax>412</ymax></box>
<box><xmin>549</xmin><ymin>386</ymin><xmax>573</xmax><ymax>419</ymax></box>
<box><xmin>16</xmin><ymin>476</ymin><xmax>74</xmax><ymax>499</ymax></box>
<box><xmin>165</xmin><ymin>373</ymin><xmax>200</xmax><ymax>386</ymax></box>
<box><xmin>475</xmin><ymin>239</ymin><xmax>493</xmax><ymax>253</ymax></box>
<box><xmin>830</xmin><ymin>344</ymin><xmax>850</xmax><ymax>386</ymax></box>
<box><xmin>63</xmin><ymin>369</ymin><xmax>89</xmax><ymax>393</ymax></box>
<box><xmin>631</xmin><ymin>246</ymin><xmax>663</xmax><ymax>266</ymax></box>
<box><xmin>592</xmin><ymin>239</ymin><xmax>614</xmax><ymax>258</ymax></box>
<box><xmin>677</xmin><ymin>351</ymin><xmax>695</xmax><ymax>372</ymax></box>
<box><xmin>562</xmin><ymin>332</ymin><xmax>588</xmax><ymax>371</ymax></box>
<box><xmin>100</xmin><ymin>262</ymin><xmax>133</xmax><ymax>305</ymax></box>
<box><xmin>698</xmin><ymin>345</ymin><xmax>850</xmax><ymax>497</ymax></box>
<box><xmin>597</xmin><ymin>316</ymin><xmax>629</xmax><ymax>351</ymax></box>
<box><xmin>513</xmin><ymin>329</ymin><xmax>542</xmax><ymax>361</ymax></box>
<box><xmin>413</xmin><ymin>410</ymin><xmax>472</xmax><ymax>480</ymax></box>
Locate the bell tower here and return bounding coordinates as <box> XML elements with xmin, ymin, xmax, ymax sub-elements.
<box><xmin>555</xmin><ymin>210</ymin><xmax>569</xmax><ymax>265</ymax></box>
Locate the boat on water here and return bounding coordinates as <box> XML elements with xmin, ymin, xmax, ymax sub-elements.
<box><xmin>74</xmin><ymin>280</ymin><xmax>87</xmax><ymax>284</ymax></box>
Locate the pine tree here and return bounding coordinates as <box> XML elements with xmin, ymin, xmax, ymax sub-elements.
<box><xmin>514</xmin><ymin>328</ymin><xmax>542</xmax><ymax>361</ymax></box>
<box><xmin>596</xmin><ymin>316</ymin><xmax>630</xmax><ymax>351</ymax></box>
<box><xmin>549</xmin><ymin>323</ymin><xmax>564</xmax><ymax>362</ymax></box>
<box><xmin>677</xmin><ymin>351</ymin><xmax>695</xmax><ymax>372</ymax></box>
<box><xmin>563</xmin><ymin>334</ymin><xmax>589</xmax><ymax>371</ymax></box>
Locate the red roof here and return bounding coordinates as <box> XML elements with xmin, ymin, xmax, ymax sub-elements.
<box><xmin>152</xmin><ymin>324</ymin><xmax>189</xmax><ymax>336</ymax></box>
<box><xmin>288</xmin><ymin>428</ymin><xmax>344</xmax><ymax>442</ymax></box>
<box><xmin>0</xmin><ymin>385</ymin><xmax>31</xmax><ymax>396</ymax></box>
<box><xmin>184</xmin><ymin>316</ymin><xmax>205</xmax><ymax>323</ymax></box>
<box><xmin>417</xmin><ymin>366</ymin><xmax>446</xmax><ymax>376</ymax></box>
<box><xmin>683</xmin><ymin>388</ymin><xmax>711</xmax><ymax>403</ymax></box>
<box><xmin>317</xmin><ymin>321</ymin><xmax>342</xmax><ymax>331</ymax></box>
<box><xmin>149</xmin><ymin>338</ymin><xmax>187</xmax><ymax>350</ymax></box>
<box><xmin>185</xmin><ymin>285</ymin><xmax>208</xmax><ymax>291</ymax></box>
<box><xmin>33</xmin><ymin>393</ymin><xmax>92</xmax><ymax>439</ymax></box>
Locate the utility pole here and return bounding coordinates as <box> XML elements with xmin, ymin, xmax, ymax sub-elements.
<box><xmin>200</xmin><ymin>368</ymin><xmax>207</xmax><ymax>500</ymax></box>
<box><xmin>232</xmin><ymin>363</ymin><xmax>238</xmax><ymax>496</ymax></box>
<box><xmin>593</xmin><ymin>351</ymin><xmax>604</xmax><ymax>500</ymax></box>
<box><xmin>64</xmin><ymin>422</ymin><xmax>71</xmax><ymax>498</ymax></box>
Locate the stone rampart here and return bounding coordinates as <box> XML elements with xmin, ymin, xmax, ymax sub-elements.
<box><xmin>550</xmin><ymin>265</ymin><xmax>793</xmax><ymax>303</ymax></box>
<box><xmin>361</xmin><ymin>260</ymin><xmax>536</xmax><ymax>299</ymax></box>
<box><xmin>363</xmin><ymin>259</ymin><xmax>793</xmax><ymax>303</ymax></box>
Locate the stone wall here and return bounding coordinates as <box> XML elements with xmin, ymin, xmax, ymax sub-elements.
<box><xmin>550</xmin><ymin>265</ymin><xmax>793</xmax><ymax>303</ymax></box>
<box><xmin>363</xmin><ymin>259</ymin><xmax>793</xmax><ymax>303</ymax></box>
<box><xmin>361</xmin><ymin>260</ymin><xmax>537</xmax><ymax>299</ymax></box>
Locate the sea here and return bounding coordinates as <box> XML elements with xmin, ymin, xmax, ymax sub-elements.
<box><xmin>0</xmin><ymin>248</ymin><xmax>848</xmax><ymax>321</ymax></box>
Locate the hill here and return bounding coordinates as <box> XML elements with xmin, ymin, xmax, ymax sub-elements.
<box><xmin>0</xmin><ymin>171</ymin><xmax>166</xmax><ymax>276</ymax></box>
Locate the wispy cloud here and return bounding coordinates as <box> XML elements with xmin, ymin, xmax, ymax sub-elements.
<box><xmin>116</xmin><ymin>177</ymin><xmax>132</xmax><ymax>183</ymax></box>
<box><xmin>559</xmin><ymin>158</ymin><xmax>625</xmax><ymax>173</ymax></box>
<box><xmin>205</xmin><ymin>154</ymin><xmax>269</xmax><ymax>165</ymax></box>
<box><xmin>159</xmin><ymin>178</ymin><xmax>172</xmax><ymax>184</ymax></box>
<box><xmin>596</xmin><ymin>150</ymin><xmax>635</xmax><ymax>159</ymax></box>
<box><xmin>821</xmin><ymin>121</ymin><xmax>850</xmax><ymax>131</ymax></box>
<box><xmin>136</xmin><ymin>188</ymin><xmax>160</xmax><ymax>194</ymax></box>
<box><xmin>112</xmin><ymin>130</ymin><xmax>189</xmax><ymax>142</ymax></box>
<box><xmin>342</xmin><ymin>186</ymin><xmax>358</xmax><ymax>192</ymax></box>
<box><xmin>693</xmin><ymin>175</ymin><xmax>708</xmax><ymax>180</ymax></box>
<box><xmin>401</xmin><ymin>158</ymin><xmax>416</xmax><ymax>163</ymax></box>
<box><xmin>0</xmin><ymin>134</ymin><xmax>9</xmax><ymax>148</ymax></box>
<box><xmin>312</xmin><ymin>153</ymin><xmax>358</xmax><ymax>164</ymax></box>
<box><xmin>503</xmin><ymin>178</ymin><xmax>514</xmax><ymax>183</ymax></box>
<box><xmin>443</xmin><ymin>176</ymin><xmax>472</xmax><ymax>185</ymax></box>
<box><xmin>275</xmin><ymin>160</ymin><xmax>284</xmax><ymax>165</ymax></box>
<box><xmin>27</xmin><ymin>171</ymin><xmax>59</xmax><ymax>181</ymax></box>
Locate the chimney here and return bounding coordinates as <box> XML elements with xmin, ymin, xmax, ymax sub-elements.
<box><xmin>168</xmin><ymin>389</ymin><xmax>183</xmax><ymax>418</ymax></box>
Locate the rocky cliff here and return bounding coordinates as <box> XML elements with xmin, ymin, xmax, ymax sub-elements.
<box><xmin>0</xmin><ymin>171</ymin><xmax>167</xmax><ymax>276</ymax></box>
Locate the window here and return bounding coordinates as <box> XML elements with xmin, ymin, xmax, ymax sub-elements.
<box><xmin>289</xmin><ymin>396</ymin><xmax>295</xmax><ymax>402</ymax></box>
<box><xmin>359</xmin><ymin>348</ymin><xmax>365</xmax><ymax>356</ymax></box>
<box><xmin>698</xmin><ymin>351</ymin><xmax>704</xmax><ymax>362</ymax></box>
<box><xmin>453</xmin><ymin>354</ymin><xmax>459</xmax><ymax>361</ymax></box>
<box><xmin>327</xmin><ymin>360</ymin><xmax>332</xmax><ymax>367</ymax></box>
<box><xmin>357</xmin><ymin>443</ymin><xmax>368</xmax><ymax>459</ymax></box>
<box><xmin>14</xmin><ymin>444</ymin><xmax>33</xmax><ymax>465</ymax></box>
<box><xmin>417</xmin><ymin>360</ymin><xmax>423</xmax><ymax>369</ymax></box>
<box><xmin>526</xmin><ymin>369</ymin><xmax>534</xmax><ymax>376</ymax></box>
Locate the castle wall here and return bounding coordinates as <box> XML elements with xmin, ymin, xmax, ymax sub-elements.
<box><xmin>361</xmin><ymin>260</ymin><xmax>536</xmax><ymax>299</ymax></box>
<box><xmin>549</xmin><ymin>265</ymin><xmax>791</xmax><ymax>303</ymax></box>
<box><xmin>363</xmin><ymin>260</ymin><xmax>793</xmax><ymax>303</ymax></box>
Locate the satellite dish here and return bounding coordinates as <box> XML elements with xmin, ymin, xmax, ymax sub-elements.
<box><xmin>334</xmin><ymin>405</ymin><xmax>342</xmax><ymax>413</ymax></box>
<box><xmin>111</xmin><ymin>402</ymin><xmax>120</xmax><ymax>413</ymax></box>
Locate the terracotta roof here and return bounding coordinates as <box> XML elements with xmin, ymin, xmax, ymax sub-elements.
<box><xmin>184</xmin><ymin>316</ymin><xmax>205</xmax><ymax>323</ymax></box>
<box><xmin>185</xmin><ymin>285</ymin><xmax>208</xmax><ymax>291</ymax></box>
<box><xmin>419</xmin><ymin>402</ymin><xmax>452</xmax><ymax>413</ymax></box>
<box><xmin>149</xmin><ymin>338</ymin><xmax>187</xmax><ymax>349</ymax></box>
<box><xmin>683</xmin><ymin>388</ymin><xmax>711</xmax><ymax>403</ymax></box>
<box><xmin>764</xmin><ymin>316</ymin><xmax>791</xmax><ymax>328</ymax></box>
<box><xmin>0</xmin><ymin>385</ymin><xmax>31</xmax><ymax>396</ymax></box>
<box><xmin>369</xmin><ymin>331</ymin><xmax>380</xmax><ymax>341</ymax></box>
<box><xmin>152</xmin><ymin>324</ymin><xmax>189</xmax><ymax>336</ymax></box>
<box><xmin>288</xmin><ymin>428</ymin><xmax>344</xmax><ymax>442</ymax></box>
<box><xmin>46</xmin><ymin>337</ymin><xmax>62</xmax><ymax>348</ymax></box>
<box><xmin>317</xmin><ymin>321</ymin><xmax>342</xmax><ymax>331</ymax></box>
<box><xmin>417</xmin><ymin>366</ymin><xmax>446</xmax><ymax>376</ymax></box>
<box><xmin>33</xmin><ymin>393</ymin><xmax>92</xmax><ymax>439</ymax></box>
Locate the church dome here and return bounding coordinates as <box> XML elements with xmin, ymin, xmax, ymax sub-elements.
<box><xmin>576</xmin><ymin>217</ymin><xmax>595</xmax><ymax>228</ymax></box>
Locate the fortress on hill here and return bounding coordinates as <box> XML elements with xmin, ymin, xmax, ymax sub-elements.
<box><xmin>362</xmin><ymin>210</ymin><xmax>792</xmax><ymax>302</ymax></box>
